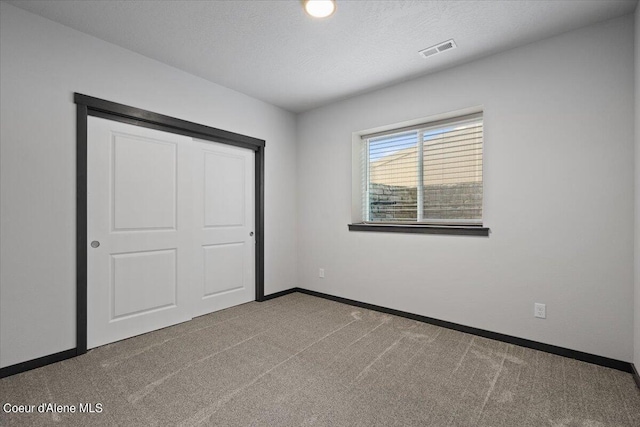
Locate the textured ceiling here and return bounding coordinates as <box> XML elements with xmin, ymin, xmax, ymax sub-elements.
<box><xmin>8</xmin><ymin>0</ymin><xmax>638</xmax><ymax>113</ymax></box>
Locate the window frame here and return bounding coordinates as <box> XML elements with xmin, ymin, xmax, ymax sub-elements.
<box><xmin>349</xmin><ymin>108</ymin><xmax>490</xmax><ymax>237</ymax></box>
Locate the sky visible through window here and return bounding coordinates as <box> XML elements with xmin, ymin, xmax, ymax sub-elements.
<box><xmin>369</xmin><ymin>127</ymin><xmax>455</xmax><ymax>161</ymax></box>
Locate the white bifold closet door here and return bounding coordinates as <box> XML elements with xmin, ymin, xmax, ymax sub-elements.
<box><xmin>87</xmin><ymin>117</ymin><xmax>255</xmax><ymax>349</ymax></box>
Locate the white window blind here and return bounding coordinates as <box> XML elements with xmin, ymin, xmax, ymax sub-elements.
<box><xmin>362</xmin><ymin>113</ymin><xmax>483</xmax><ymax>224</ymax></box>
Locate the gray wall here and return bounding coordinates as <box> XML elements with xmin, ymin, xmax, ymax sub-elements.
<box><xmin>297</xmin><ymin>15</ymin><xmax>635</xmax><ymax>362</ymax></box>
<box><xmin>0</xmin><ymin>3</ymin><xmax>298</xmax><ymax>368</ymax></box>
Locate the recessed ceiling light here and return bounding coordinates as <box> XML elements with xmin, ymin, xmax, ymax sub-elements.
<box><xmin>303</xmin><ymin>0</ymin><xmax>336</xmax><ymax>19</ymax></box>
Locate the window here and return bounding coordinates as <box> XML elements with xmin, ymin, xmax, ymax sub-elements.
<box><xmin>360</xmin><ymin>112</ymin><xmax>484</xmax><ymax>229</ymax></box>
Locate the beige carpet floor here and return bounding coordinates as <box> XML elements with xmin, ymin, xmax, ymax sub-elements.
<box><xmin>1</xmin><ymin>292</ymin><xmax>639</xmax><ymax>426</ymax></box>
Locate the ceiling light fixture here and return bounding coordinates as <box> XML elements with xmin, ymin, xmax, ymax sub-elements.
<box><xmin>303</xmin><ymin>0</ymin><xmax>336</xmax><ymax>19</ymax></box>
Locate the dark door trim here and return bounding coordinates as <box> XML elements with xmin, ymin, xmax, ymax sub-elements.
<box><xmin>75</xmin><ymin>93</ymin><xmax>266</xmax><ymax>355</ymax></box>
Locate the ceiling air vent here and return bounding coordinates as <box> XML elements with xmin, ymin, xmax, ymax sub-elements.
<box><xmin>419</xmin><ymin>39</ymin><xmax>457</xmax><ymax>59</ymax></box>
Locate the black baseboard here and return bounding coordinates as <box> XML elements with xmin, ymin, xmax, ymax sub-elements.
<box><xmin>1</xmin><ymin>289</ymin><xmax>296</xmax><ymax>379</ymax></box>
<box><xmin>260</xmin><ymin>288</ymin><xmax>299</xmax><ymax>301</ymax></box>
<box><xmin>632</xmin><ymin>364</ymin><xmax>640</xmax><ymax>390</ymax></box>
<box><xmin>0</xmin><ymin>348</ymin><xmax>77</xmax><ymax>379</ymax></box>
<box><xmin>294</xmin><ymin>288</ymin><xmax>634</xmax><ymax>374</ymax></box>
<box><xmin>2</xmin><ymin>290</ymin><xmax>636</xmax><ymax>385</ymax></box>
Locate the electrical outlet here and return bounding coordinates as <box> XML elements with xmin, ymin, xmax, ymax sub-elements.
<box><xmin>534</xmin><ymin>303</ymin><xmax>546</xmax><ymax>319</ymax></box>
<box><xmin>319</xmin><ymin>268</ymin><xmax>325</xmax><ymax>278</ymax></box>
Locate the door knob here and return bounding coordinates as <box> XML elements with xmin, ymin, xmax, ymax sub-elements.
<box><xmin>249</xmin><ymin>232</ymin><xmax>254</xmax><ymax>236</ymax></box>
<box><xmin>91</xmin><ymin>241</ymin><xmax>100</xmax><ymax>248</ymax></box>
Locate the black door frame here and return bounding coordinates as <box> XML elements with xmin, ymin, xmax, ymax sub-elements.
<box><xmin>75</xmin><ymin>93</ymin><xmax>265</xmax><ymax>355</ymax></box>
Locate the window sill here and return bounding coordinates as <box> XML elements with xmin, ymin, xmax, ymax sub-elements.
<box><xmin>347</xmin><ymin>223</ymin><xmax>490</xmax><ymax>236</ymax></box>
